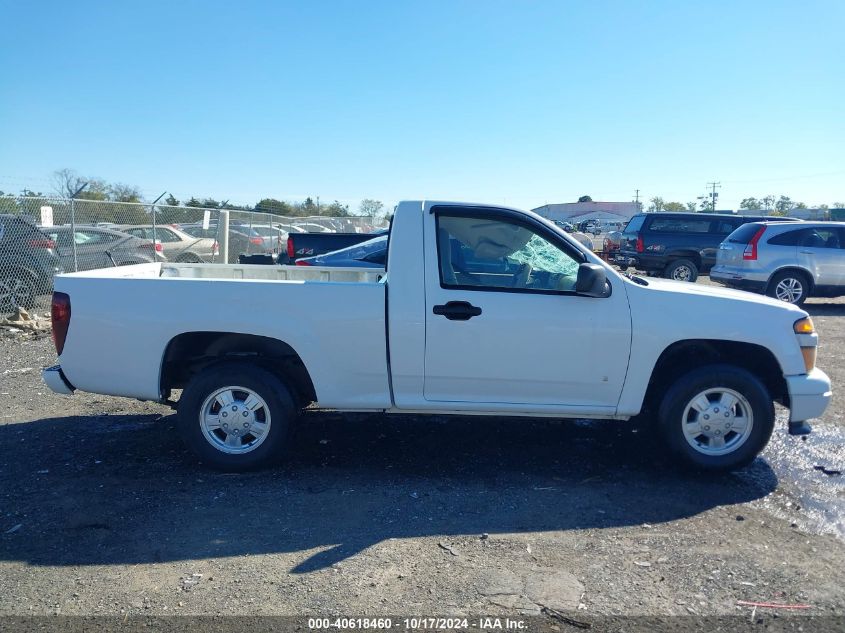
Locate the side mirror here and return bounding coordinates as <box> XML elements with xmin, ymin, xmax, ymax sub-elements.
<box><xmin>575</xmin><ymin>263</ymin><xmax>610</xmax><ymax>297</ymax></box>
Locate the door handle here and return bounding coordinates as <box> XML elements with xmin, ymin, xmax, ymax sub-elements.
<box><xmin>432</xmin><ymin>301</ymin><xmax>482</xmax><ymax>321</ymax></box>
<box><xmin>800</xmin><ymin>251</ymin><xmax>814</xmax><ymax>254</ymax></box>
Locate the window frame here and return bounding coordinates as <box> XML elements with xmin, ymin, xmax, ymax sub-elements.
<box><xmin>431</xmin><ymin>205</ymin><xmax>599</xmax><ymax>297</ymax></box>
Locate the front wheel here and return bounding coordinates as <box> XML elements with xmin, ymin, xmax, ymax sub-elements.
<box><xmin>177</xmin><ymin>362</ymin><xmax>296</xmax><ymax>471</ymax></box>
<box><xmin>658</xmin><ymin>364</ymin><xmax>774</xmax><ymax>471</ymax></box>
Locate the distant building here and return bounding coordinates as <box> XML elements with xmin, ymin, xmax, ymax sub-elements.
<box><xmin>532</xmin><ymin>201</ymin><xmax>641</xmax><ymax>224</ymax></box>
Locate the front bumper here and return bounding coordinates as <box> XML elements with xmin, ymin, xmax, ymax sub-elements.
<box><xmin>786</xmin><ymin>368</ymin><xmax>831</xmax><ymax>423</ymax></box>
<box><xmin>42</xmin><ymin>365</ymin><xmax>75</xmax><ymax>395</ymax></box>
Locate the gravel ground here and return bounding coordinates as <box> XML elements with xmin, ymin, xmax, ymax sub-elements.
<box><xmin>0</xmin><ymin>287</ymin><xmax>844</xmax><ymax>622</ymax></box>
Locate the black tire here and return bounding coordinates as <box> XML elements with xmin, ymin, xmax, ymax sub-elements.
<box><xmin>766</xmin><ymin>269</ymin><xmax>810</xmax><ymax>305</ymax></box>
<box><xmin>657</xmin><ymin>364</ymin><xmax>774</xmax><ymax>472</ymax></box>
<box><xmin>0</xmin><ymin>269</ymin><xmax>36</xmax><ymax>311</ymax></box>
<box><xmin>663</xmin><ymin>259</ymin><xmax>699</xmax><ymax>283</ymax></box>
<box><xmin>177</xmin><ymin>362</ymin><xmax>297</xmax><ymax>471</ymax></box>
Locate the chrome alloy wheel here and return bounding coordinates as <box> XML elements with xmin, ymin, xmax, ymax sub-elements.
<box><xmin>681</xmin><ymin>388</ymin><xmax>754</xmax><ymax>456</ymax></box>
<box><xmin>774</xmin><ymin>277</ymin><xmax>804</xmax><ymax>303</ymax></box>
<box><xmin>672</xmin><ymin>264</ymin><xmax>693</xmax><ymax>281</ymax></box>
<box><xmin>199</xmin><ymin>386</ymin><xmax>272</xmax><ymax>454</ymax></box>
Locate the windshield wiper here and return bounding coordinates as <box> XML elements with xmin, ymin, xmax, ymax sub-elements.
<box><xmin>626</xmin><ymin>272</ymin><xmax>649</xmax><ymax>286</ymax></box>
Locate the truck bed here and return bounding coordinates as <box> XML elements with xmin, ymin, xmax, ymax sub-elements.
<box><xmin>54</xmin><ymin>262</ymin><xmax>390</xmax><ymax>408</ymax></box>
<box><xmin>67</xmin><ymin>262</ymin><xmax>384</xmax><ymax>283</ymax></box>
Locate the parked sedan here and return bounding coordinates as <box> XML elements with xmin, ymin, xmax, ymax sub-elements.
<box><xmin>180</xmin><ymin>225</ymin><xmax>259</xmax><ymax>263</ymax></box>
<box><xmin>42</xmin><ymin>225</ymin><xmax>165</xmax><ymax>272</ymax></box>
<box><xmin>0</xmin><ymin>214</ymin><xmax>62</xmax><ymax>310</ymax></box>
<box><xmin>296</xmin><ymin>234</ymin><xmax>388</xmax><ymax>268</ymax></box>
<box><xmin>120</xmin><ymin>225</ymin><xmax>218</xmax><ymax>262</ymax></box>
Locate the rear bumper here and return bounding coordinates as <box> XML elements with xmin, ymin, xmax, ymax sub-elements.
<box><xmin>42</xmin><ymin>365</ymin><xmax>75</xmax><ymax>395</ymax></box>
<box><xmin>786</xmin><ymin>368</ymin><xmax>831</xmax><ymax>423</ymax></box>
<box><xmin>710</xmin><ymin>264</ymin><xmax>768</xmax><ymax>293</ymax></box>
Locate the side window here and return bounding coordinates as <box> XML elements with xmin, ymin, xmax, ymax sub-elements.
<box><xmin>436</xmin><ymin>213</ymin><xmax>582</xmax><ymax>292</ymax></box>
<box><xmin>157</xmin><ymin>228</ymin><xmax>182</xmax><ymax>243</ymax></box>
<box><xmin>648</xmin><ymin>217</ymin><xmax>711</xmax><ymax>233</ymax></box>
<box><xmin>714</xmin><ymin>220</ymin><xmax>740</xmax><ymax>235</ymax></box>
<box><xmin>126</xmin><ymin>228</ymin><xmax>148</xmax><ymax>239</ymax></box>
<box><xmin>801</xmin><ymin>229</ymin><xmax>842</xmax><ymax>249</ymax></box>
<box><xmin>768</xmin><ymin>229</ymin><xmax>804</xmax><ymax>246</ymax></box>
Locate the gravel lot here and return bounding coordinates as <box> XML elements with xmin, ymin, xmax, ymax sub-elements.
<box><xmin>1</xmin><ymin>283</ymin><xmax>844</xmax><ymax>623</ymax></box>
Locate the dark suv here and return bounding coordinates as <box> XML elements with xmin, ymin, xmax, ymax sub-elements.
<box><xmin>614</xmin><ymin>212</ymin><xmax>797</xmax><ymax>282</ymax></box>
<box><xmin>0</xmin><ymin>214</ymin><xmax>62</xmax><ymax>310</ymax></box>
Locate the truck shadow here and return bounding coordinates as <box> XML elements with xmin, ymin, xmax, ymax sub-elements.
<box><xmin>0</xmin><ymin>411</ymin><xmax>778</xmax><ymax>573</ymax></box>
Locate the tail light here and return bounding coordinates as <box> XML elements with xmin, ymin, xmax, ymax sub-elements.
<box><xmin>287</xmin><ymin>236</ymin><xmax>295</xmax><ymax>259</ymax></box>
<box><xmin>250</xmin><ymin>237</ymin><xmax>263</xmax><ymax>246</ymax></box>
<box><xmin>51</xmin><ymin>292</ymin><xmax>71</xmax><ymax>355</ymax></box>
<box><xmin>743</xmin><ymin>227</ymin><xmax>766</xmax><ymax>260</ymax></box>
<box><xmin>141</xmin><ymin>241</ymin><xmax>163</xmax><ymax>252</ymax></box>
<box><xmin>635</xmin><ymin>235</ymin><xmax>644</xmax><ymax>253</ymax></box>
<box><xmin>212</xmin><ymin>241</ymin><xmax>219</xmax><ymax>254</ymax></box>
<box><xmin>29</xmin><ymin>238</ymin><xmax>56</xmax><ymax>249</ymax></box>
<box><xmin>295</xmin><ymin>259</ymin><xmax>311</xmax><ymax>266</ymax></box>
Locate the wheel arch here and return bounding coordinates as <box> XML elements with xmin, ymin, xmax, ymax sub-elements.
<box><xmin>766</xmin><ymin>266</ymin><xmax>814</xmax><ymax>293</ymax></box>
<box><xmin>160</xmin><ymin>332</ymin><xmax>317</xmax><ymax>407</ymax></box>
<box><xmin>640</xmin><ymin>339</ymin><xmax>788</xmax><ymax>416</ymax></box>
<box><xmin>665</xmin><ymin>252</ymin><xmax>702</xmax><ymax>267</ymax></box>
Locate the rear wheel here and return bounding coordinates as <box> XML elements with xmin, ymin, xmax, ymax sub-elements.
<box><xmin>767</xmin><ymin>270</ymin><xmax>809</xmax><ymax>305</ymax></box>
<box><xmin>0</xmin><ymin>270</ymin><xmax>36</xmax><ymax>311</ymax></box>
<box><xmin>177</xmin><ymin>362</ymin><xmax>296</xmax><ymax>471</ymax></box>
<box><xmin>664</xmin><ymin>259</ymin><xmax>699</xmax><ymax>282</ymax></box>
<box><xmin>658</xmin><ymin>364</ymin><xmax>774</xmax><ymax>471</ymax></box>
<box><xmin>176</xmin><ymin>253</ymin><xmax>203</xmax><ymax>263</ymax></box>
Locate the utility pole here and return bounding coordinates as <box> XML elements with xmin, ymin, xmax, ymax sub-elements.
<box><xmin>634</xmin><ymin>189</ymin><xmax>641</xmax><ymax>211</ymax></box>
<box><xmin>706</xmin><ymin>181</ymin><xmax>721</xmax><ymax>212</ymax></box>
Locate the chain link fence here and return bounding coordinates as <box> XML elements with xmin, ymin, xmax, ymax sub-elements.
<box><xmin>0</xmin><ymin>195</ymin><xmax>387</xmax><ymax>314</ymax></box>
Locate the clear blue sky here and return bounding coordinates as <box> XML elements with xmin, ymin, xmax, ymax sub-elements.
<box><xmin>1</xmin><ymin>0</ymin><xmax>843</xmax><ymax>211</ymax></box>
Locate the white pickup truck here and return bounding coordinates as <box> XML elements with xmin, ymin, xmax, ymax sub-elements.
<box><xmin>42</xmin><ymin>201</ymin><xmax>832</xmax><ymax>472</ymax></box>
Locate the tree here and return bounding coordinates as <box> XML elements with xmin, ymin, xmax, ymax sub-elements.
<box><xmin>685</xmin><ymin>202</ymin><xmax>697</xmax><ymax>212</ymax></box>
<box><xmin>647</xmin><ymin>196</ymin><xmax>664</xmax><ymax>212</ymax></box>
<box><xmin>255</xmin><ymin>198</ymin><xmax>295</xmax><ymax>216</ymax></box>
<box><xmin>108</xmin><ymin>183</ymin><xmax>142</xmax><ymax>203</ymax></box>
<box><xmin>321</xmin><ymin>200</ymin><xmax>350</xmax><ymax>217</ymax></box>
<box><xmin>663</xmin><ymin>201</ymin><xmax>685</xmax><ymax>212</ymax></box>
<box><xmin>164</xmin><ymin>194</ymin><xmax>180</xmax><ymax>207</ymax></box>
<box><xmin>358</xmin><ymin>199</ymin><xmax>384</xmax><ymax>217</ymax></box>
<box><xmin>300</xmin><ymin>197</ymin><xmax>318</xmax><ymax>216</ymax></box>
<box><xmin>761</xmin><ymin>195</ymin><xmax>776</xmax><ymax>212</ymax></box>
<box><xmin>577</xmin><ymin>195</ymin><xmax>593</xmax><ymax>203</ymax></box>
<box><xmin>52</xmin><ymin>168</ymin><xmax>87</xmax><ymax>198</ymax></box>
<box><xmin>775</xmin><ymin>196</ymin><xmax>794</xmax><ymax>214</ymax></box>
<box><xmin>740</xmin><ymin>197</ymin><xmax>762</xmax><ymax>210</ymax></box>
<box><xmin>794</xmin><ymin>202</ymin><xmax>807</xmax><ymax>209</ymax></box>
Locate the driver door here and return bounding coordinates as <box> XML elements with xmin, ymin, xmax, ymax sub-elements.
<box><xmin>423</xmin><ymin>206</ymin><xmax>632</xmax><ymax>413</ymax></box>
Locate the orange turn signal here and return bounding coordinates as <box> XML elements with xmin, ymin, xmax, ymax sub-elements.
<box><xmin>794</xmin><ymin>317</ymin><xmax>815</xmax><ymax>334</ymax></box>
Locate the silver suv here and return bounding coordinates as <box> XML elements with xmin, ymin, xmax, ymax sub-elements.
<box><xmin>711</xmin><ymin>221</ymin><xmax>845</xmax><ymax>305</ymax></box>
